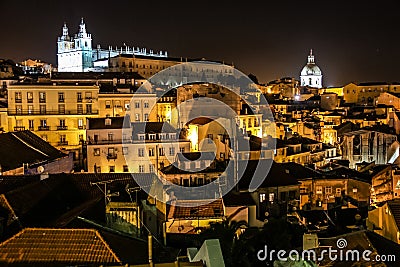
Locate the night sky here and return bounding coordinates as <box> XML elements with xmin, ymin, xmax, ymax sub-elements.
<box><xmin>1</xmin><ymin>0</ymin><xmax>400</xmax><ymax>86</ymax></box>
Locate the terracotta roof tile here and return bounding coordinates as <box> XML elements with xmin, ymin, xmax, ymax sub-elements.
<box><xmin>0</xmin><ymin>228</ymin><xmax>121</xmax><ymax>265</ymax></box>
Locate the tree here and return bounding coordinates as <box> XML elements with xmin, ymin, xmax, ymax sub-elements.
<box><xmin>248</xmin><ymin>73</ymin><xmax>259</xmax><ymax>85</ymax></box>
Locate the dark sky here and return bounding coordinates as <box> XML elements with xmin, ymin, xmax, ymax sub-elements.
<box><xmin>1</xmin><ymin>0</ymin><xmax>400</xmax><ymax>86</ymax></box>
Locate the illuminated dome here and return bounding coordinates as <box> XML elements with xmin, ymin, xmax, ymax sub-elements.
<box><xmin>301</xmin><ymin>63</ymin><xmax>321</xmax><ymax>76</ymax></box>
<box><xmin>300</xmin><ymin>49</ymin><xmax>323</xmax><ymax>88</ymax></box>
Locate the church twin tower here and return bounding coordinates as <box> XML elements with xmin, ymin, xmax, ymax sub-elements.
<box><xmin>57</xmin><ymin>18</ymin><xmax>93</xmax><ymax>72</ymax></box>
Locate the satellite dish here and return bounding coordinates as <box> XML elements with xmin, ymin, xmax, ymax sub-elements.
<box><xmin>264</xmin><ymin>211</ymin><xmax>269</xmax><ymax>217</ymax></box>
<box><xmin>37</xmin><ymin>166</ymin><xmax>45</xmax><ymax>174</ymax></box>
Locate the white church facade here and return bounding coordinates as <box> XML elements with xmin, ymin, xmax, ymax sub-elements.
<box><xmin>300</xmin><ymin>49</ymin><xmax>323</xmax><ymax>88</ymax></box>
<box><xmin>57</xmin><ymin>18</ymin><xmax>168</xmax><ymax>72</ymax></box>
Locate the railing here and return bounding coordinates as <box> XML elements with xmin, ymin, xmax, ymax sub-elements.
<box><xmin>107</xmin><ymin>153</ymin><xmax>117</xmax><ymax>160</ymax></box>
<box><xmin>57</xmin><ymin>125</ymin><xmax>68</xmax><ymax>130</ymax></box>
<box><xmin>78</xmin><ymin>125</ymin><xmax>85</xmax><ymax>130</ymax></box>
<box><xmin>14</xmin><ymin>126</ymin><xmax>25</xmax><ymax>131</ymax></box>
<box><xmin>8</xmin><ymin>110</ymin><xmax>99</xmax><ymax>115</ymax></box>
<box><xmin>58</xmin><ymin>141</ymin><xmax>69</xmax><ymax>146</ymax></box>
<box><xmin>38</xmin><ymin>126</ymin><xmax>50</xmax><ymax>131</ymax></box>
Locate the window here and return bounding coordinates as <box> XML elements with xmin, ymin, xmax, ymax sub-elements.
<box><xmin>27</xmin><ymin>92</ymin><xmax>33</xmax><ymax>103</ymax></box>
<box><xmin>58</xmin><ymin>92</ymin><xmax>64</xmax><ymax>103</ymax></box>
<box><xmin>138</xmin><ymin>134</ymin><xmax>145</xmax><ymax>140</ymax></box>
<box><xmin>159</xmin><ymin>147</ymin><xmax>165</xmax><ymax>156</ymax></box>
<box><xmin>15</xmin><ymin>105</ymin><xmax>22</xmax><ymax>114</ymax></box>
<box><xmin>58</xmin><ymin>104</ymin><xmax>65</xmax><ymax>114</ymax></box>
<box><xmin>77</xmin><ymin>104</ymin><xmax>83</xmax><ymax>114</ymax></box>
<box><xmin>122</xmin><ymin>147</ymin><xmax>128</xmax><ymax>155</ymax></box>
<box><xmin>316</xmin><ymin>186</ymin><xmax>323</xmax><ymax>195</ymax></box>
<box><xmin>77</xmin><ymin>92</ymin><xmax>82</xmax><ymax>102</ymax></box>
<box><xmin>149</xmin><ymin>164</ymin><xmax>155</xmax><ymax>173</ymax></box>
<box><xmin>148</xmin><ymin>148</ymin><xmax>155</xmax><ymax>156</ymax></box>
<box><xmin>59</xmin><ymin>119</ymin><xmax>66</xmax><ymax>127</ymax></box>
<box><xmin>269</xmin><ymin>193</ymin><xmax>275</xmax><ymax>203</ymax></box>
<box><xmin>135</xmin><ymin>101</ymin><xmax>140</xmax><ymax>108</ymax></box>
<box><xmin>123</xmin><ymin>165</ymin><xmax>129</xmax><ymax>172</ymax></box>
<box><xmin>169</xmin><ymin>147</ymin><xmax>175</xmax><ymax>156</ymax></box>
<box><xmin>15</xmin><ymin>92</ymin><xmax>22</xmax><ymax>102</ymax></box>
<box><xmin>109</xmin><ymin>166</ymin><xmax>115</xmax><ymax>173</ymax></box>
<box><xmin>149</xmin><ymin>134</ymin><xmax>156</xmax><ymax>140</ymax></box>
<box><xmin>28</xmin><ymin>105</ymin><xmax>33</xmax><ymax>114</ymax></box>
<box><xmin>139</xmin><ymin>165</ymin><xmax>145</xmax><ymax>173</ymax></box>
<box><xmin>144</xmin><ymin>101</ymin><xmax>149</xmax><ymax>108</ymax></box>
<box><xmin>39</xmin><ymin>92</ymin><xmax>46</xmax><ymax>103</ymax></box>
<box><xmin>86</xmin><ymin>104</ymin><xmax>92</xmax><ymax>114</ymax></box>
<box><xmin>94</xmin><ymin>165</ymin><xmax>101</xmax><ymax>173</ymax></box>
<box><xmin>40</xmin><ymin>119</ymin><xmax>47</xmax><ymax>127</ymax></box>
<box><xmin>335</xmin><ymin>188</ymin><xmax>342</xmax><ymax>196</ymax></box>
<box><xmin>135</xmin><ymin>113</ymin><xmax>140</xmax><ymax>121</ymax></box>
<box><xmin>85</xmin><ymin>92</ymin><xmax>92</xmax><ymax>99</ymax></box>
<box><xmin>138</xmin><ymin>148</ymin><xmax>145</xmax><ymax>157</ymax></box>
<box><xmin>108</xmin><ymin>132</ymin><xmax>114</xmax><ymax>141</ymax></box>
<box><xmin>105</xmin><ymin>100</ymin><xmax>111</xmax><ymax>109</ymax></box>
<box><xmin>325</xmin><ymin>186</ymin><xmax>332</xmax><ymax>194</ymax></box>
<box><xmin>28</xmin><ymin>120</ymin><xmax>34</xmax><ymax>130</ymax></box>
<box><xmin>114</xmin><ymin>100</ymin><xmax>121</xmax><ymax>108</ymax></box>
<box><xmin>180</xmin><ymin>147</ymin><xmax>185</xmax><ymax>153</ymax></box>
<box><xmin>144</xmin><ymin>113</ymin><xmax>149</xmax><ymax>121</ymax></box>
<box><xmin>124</xmin><ymin>101</ymin><xmax>130</xmax><ymax>110</ymax></box>
<box><xmin>107</xmin><ymin>147</ymin><xmax>116</xmax><ymax>159</ymax></box>
<box><xmin>59</xmin><ymin>134</ymin><xmax>66</xmax><ymax>144</ymax></box>
<box><xmin>40</xmin><ymin>105</ymin><xmax>46</xmax><ymax>114</ymax></box>
<box><xmin>207</xmin><ymin>134</ymin><xmax>213</xmax><ymax>143</ymax></box>
<box><xmin>78</xmin><ymin>118</ymin><xmax>84</xmax><ymax>129</ymax></box>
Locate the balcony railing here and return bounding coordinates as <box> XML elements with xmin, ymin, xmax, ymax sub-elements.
<box><xmin>57</xmin><ymin>125</ymin><xmax>68</xmax><ymax>130</ymax></box>
<box><xmin>78</xmin><ymin>125</ymin><xmax>85</xmax><ymax>130</ymax></box>
<box><xmin>14</xmin><ymin>126</ymin><xmax>25</xmax><ymax>131</ymax></box>
<box><xmin>38</xmin><ymin>126</ymin><xmax>50</xmax><ymax>131</ymax></box>
<box><xmin>8</xmin><ymin>109</ymin><xmax>99</xmax><ymax>115</ymax></box>
<box><xmin>58</xmin><ymin>141</ymin><xmax>69</xmax><ymax>146</ymax></box>
<box><xmin>107</xmin><ymin>153</ymin><xmax>117</xmax><ymax>160</ymax></box>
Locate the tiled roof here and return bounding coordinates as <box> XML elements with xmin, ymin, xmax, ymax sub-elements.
<box><xmin>169</xmin><ymin>199</ymin><xmax>224</xmax><ymax>219</ymax></box>
<box><xmin>0</xmin><ymin>228</ymin><xmax>121</xmax><ymax>265</ymax></box>
<box><xmin>0</xmin><ymin>175</ymin><xmax>40</xmax><ymax>194</ymax></box>
<box><xmin>387</xmin><ymin>200</ymin><xmax>400</xmax><ymax>230</ymax></box>
<box><xmin>0</xmin><ymin>131</ymin><xmax>66</xmax><ymax>171</ymax></box>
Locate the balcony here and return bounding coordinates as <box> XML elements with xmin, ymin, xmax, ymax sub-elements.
<box><xmin>58</xmin><ymin>141</ymin><xmax>69</xmax><ymax>146</ymax></box>
<box><xmin>8</xmin><ymin>109</ymin><xmax>99</xmax><ymax>116</ymax></box>
<box><xmin>38</xmin><ymin>126</ymin><xmax>50</xmax><ymax>131</ymax></box>
<box><xmin>14</xmin><ymin>126</ymin><xmax>25</xmax><ymax>131</ymax></box>
<box><xmin>57</xmin><ymin>125</ymin><xmax>68</xmax><ymax>130</ymax></box>
<box><xmin>78</xmin><ymin>125</ymin><xmax>85</xmax><ymax>130</ymax></box>
<box><xmin>107</xmin><ymin>153</ymin><xmax>117</xmax><ymax>160</ymax></box>
<box><xmin>15</xmin><ymin>99</ymin><xmax>22</xmax><ymax>103</ymax></box>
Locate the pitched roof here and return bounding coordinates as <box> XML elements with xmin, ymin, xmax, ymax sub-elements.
<box><xmin>169</xmin><ymin>199</ymin><xmax>224</xmax><ymax>219</ymax></box>
<box><xmin>0</xmin><ymin>228</ymin><xmax>121</xmax><ymax>265</ymax></box>
<box><xmin>0</xmin><ymin>131</ymin><xmax>66</xmax><ymax>171</ymax></box>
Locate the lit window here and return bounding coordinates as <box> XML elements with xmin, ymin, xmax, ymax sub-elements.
<box><xmin>260</xmin><ymin>193</ymin><xmax>266</xmax><ymax>202</ymax></box>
